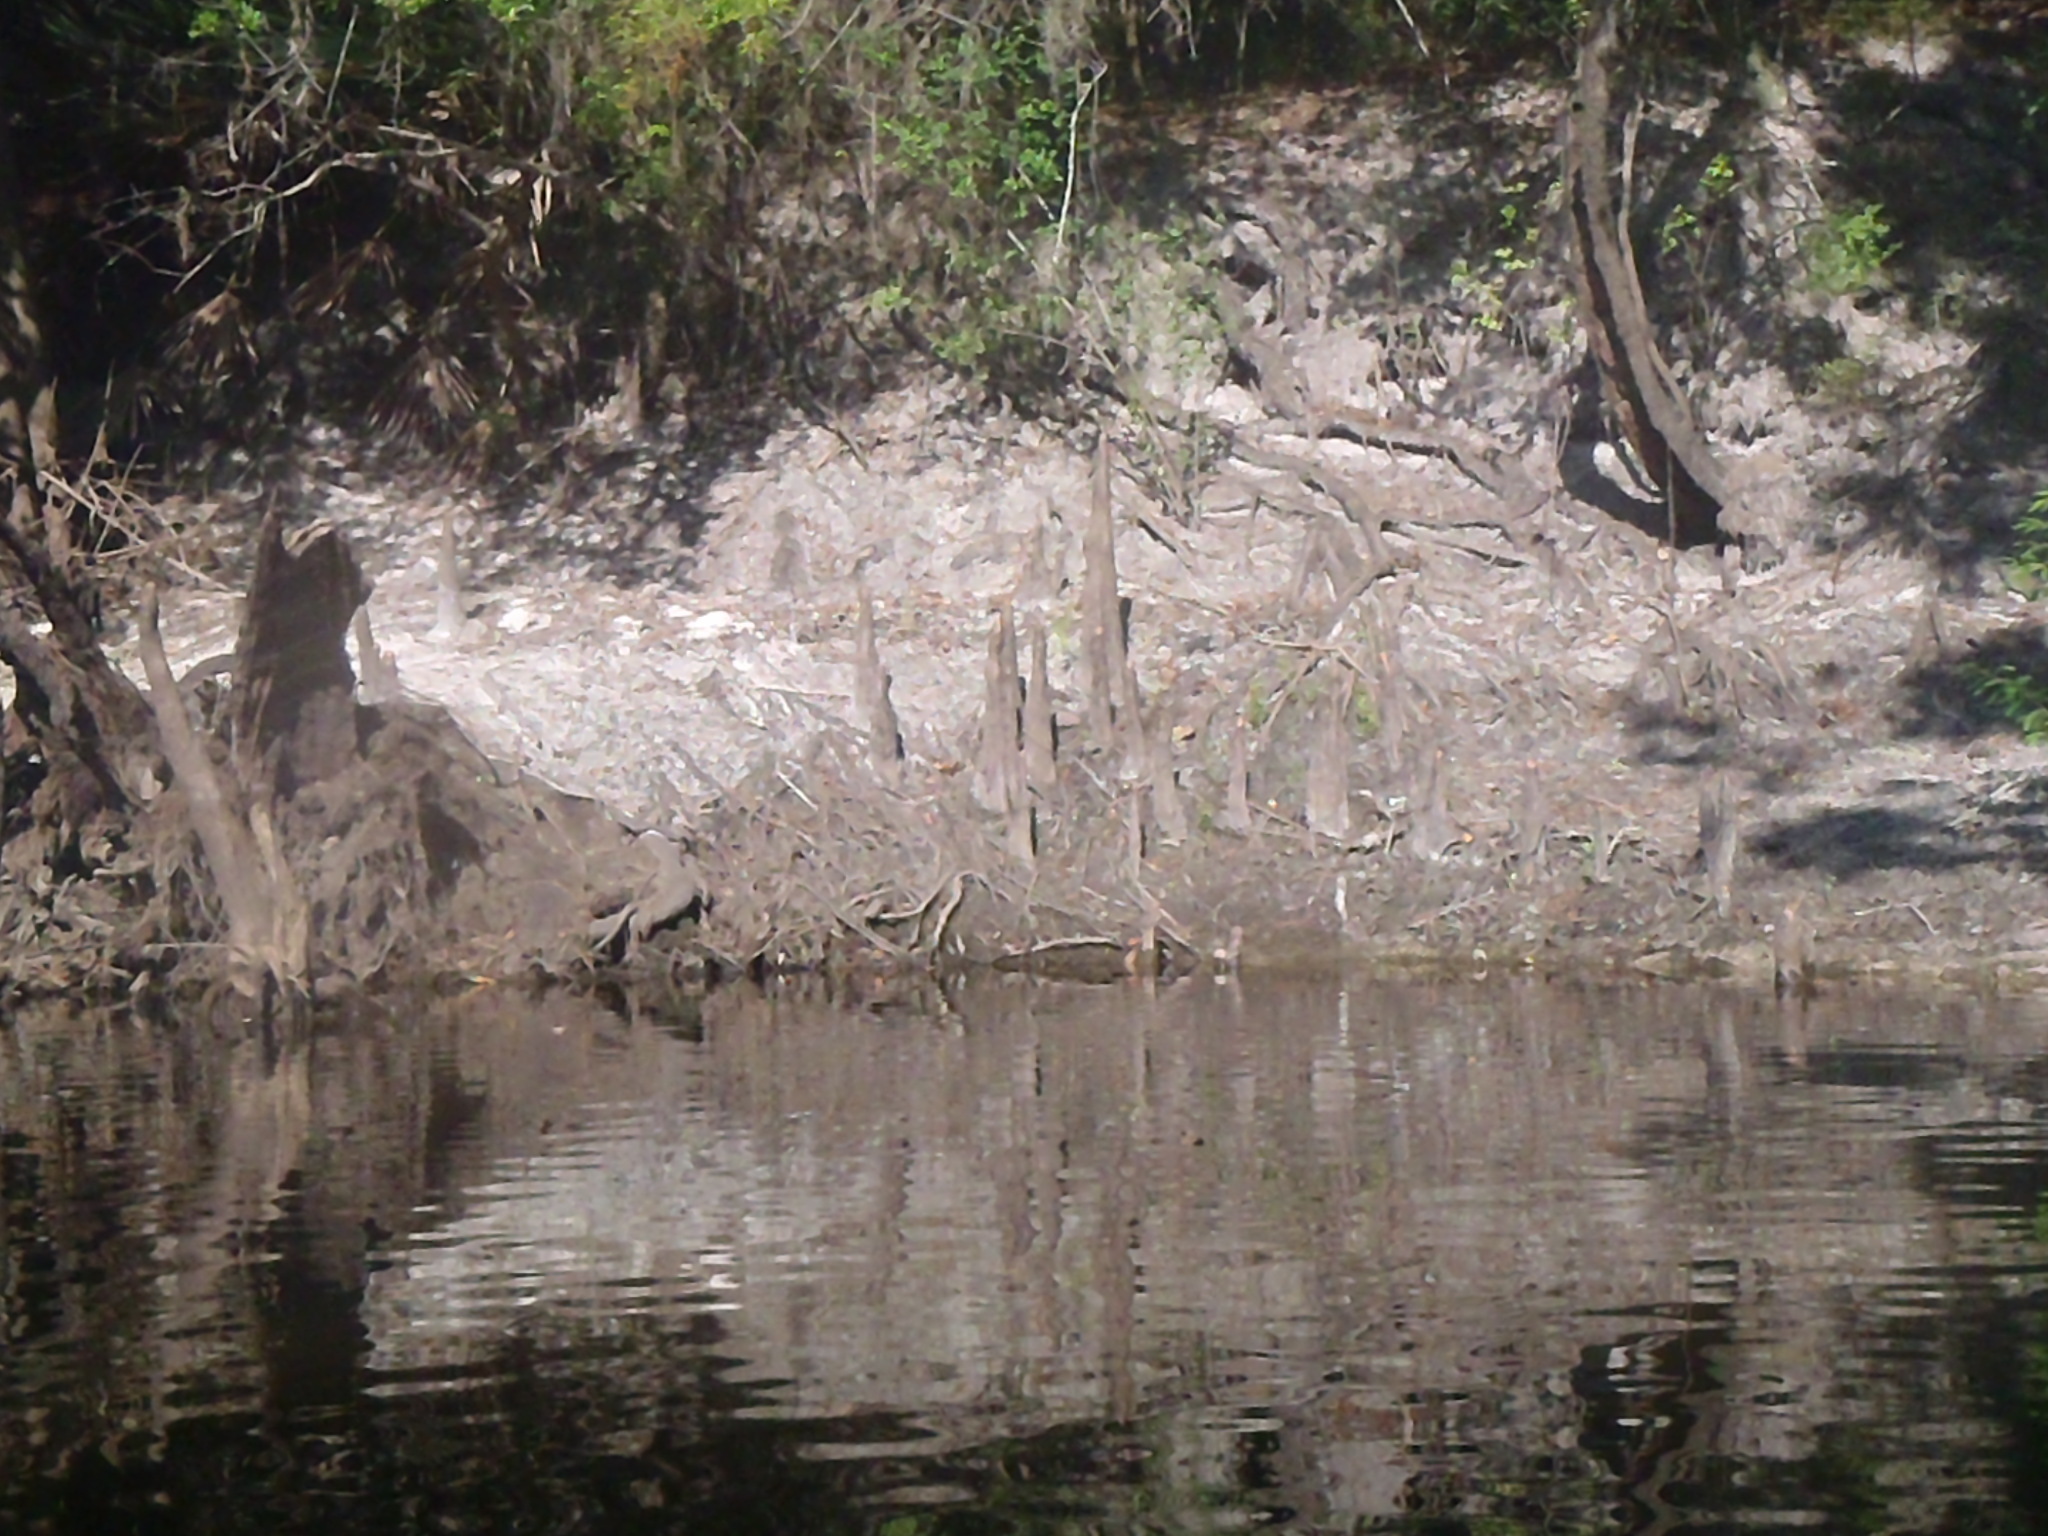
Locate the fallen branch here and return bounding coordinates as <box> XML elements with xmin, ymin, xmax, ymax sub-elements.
<box><xmin>1228</xmin><ymin>436</ymin><xmax>1398</xmax><ymax>573</ymax></box>
<box><xmin>1316</xmin><ymin>405</ymin><xmax>1547</xmax><ymax>529</ymax></box>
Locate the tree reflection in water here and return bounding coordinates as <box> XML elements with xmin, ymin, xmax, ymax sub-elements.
<box><xmin>3</xmin><ymin>978</ymin><xmax>2047</xmax><ymax>1532</ymax></box>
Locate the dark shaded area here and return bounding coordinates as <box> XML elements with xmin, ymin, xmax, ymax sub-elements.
<box><xmin>14</xmin><ymin>1333</ymin><xmax>945</xmax><ymax>1536</ymax></box>
<box><xmin>0</xmin><ymin>0</ymin><xmax>839</xmax><ymax>553</ymax></box>
<box><xmin>1769</xmin><ymin>1043</ymin><xmax>1971</xmax><ymax>1092</ymax></box>
<box><xmin>5</xmin><ymin>0</ymin><xmax>2039</xmax><ymax>590</ymax></box>
<box><xmin>1566</xmin><ymin>3</ymin><xmax>1732</xmax><ymax>548</ymax></box>
<box><xmin>1570</xmin><ymin>1307</ymin><xmax>1736</xmax><ymax>1525</ymax></box>
<box><xmin>1909</xmin><ymin>1099</ymin><xmax>2048</xmax><ymax>1530</ymax></box>
<box><xmin>1558</xmin><ymin>430</ymin><xmax>1679</xmax><ymax>544</ymax></box>
<box><xmin>232</xmin><ymin>508</ymin><xmax>369</xmax><ymax>795</ymax></box>
<box><xmin>1752</xmin><ymin>804</ymin><xmax>1980</xmax><ymax>876</ymax></box>
<box><xmin>1911</xmin><ymin>1121</ymin><xmax>2048</xmax><ymax>1221</ymax></box>
<box><xmin>1965</xmin><ymin>1282</ymin><xmax>2048</xmax><ymax>1532</ymax></box>
<box><xmin>1528</xmin><ymin>8</ymin><xmax>2048</xmax><ymax>574</ymax></box>
<box><xmin>2</xmin><ymin>3</ymin><xmax>787</xmax><ymax>439</ymax></box>
<box><xmin>1617</xmin><ymin>699</ymin><xmax>1731</xmax><ymax>768</ymax></box>
<box><xmin>14</xmin><ymin>983</ymin><xmax>2048</xmax><ymax>1532</ymax></box>
<box><xmin>473</xmin><ymin>412</ymin><xmax>781</xmax><ymax>591</ymax></box>
<box><xmin>1773</xmin><ymin>18</ymin><xmax>2048</xmax><ymax>565</ymax></box>
<box><xmin>1829</xmin><ymin>32</ymin><xmax>2048</xmax><ymax>441</ymax></box>
<box><xmin>1897</xmin><ymin>622</ymin><xmax>2048</xmax><ymax>740</ymax></box>
<box><xmin>1755</xmin><ymin>761</ymin><xmax>2048</xmax><ymax>878</ymax></box>
<box><xmin>1616</xmin><ymin>683</ymin><xmax>1814</xmax><ymax>779</ymax></box>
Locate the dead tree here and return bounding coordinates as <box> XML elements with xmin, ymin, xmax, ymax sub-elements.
<box><xmin>1698</xmin><ymin>772</ymin><xmax>1738</xmax><ymax>917</ymax></box>
<box><xmin>0</xmin><ymin>113</ymin><xmax>158</xmax><ymax>866</ymax></box>
<box><xmin>231</xmin><ymin>505</ymin><xmax>369</xmax><ymax>794</ymax></box>
<box><xmin>1023</xmin><ymin>619</ymin><xmax>1056</xmax><ymax>797</ymax></box>
<box><xmin>853</xmin><ymin>583</ymin><xmax>904</xmax><ymax>777</ymax></box>
<box><xmin>976</xmin><ymin>603</ymin><xmax>1034</xmax><ymax>861</ymax></box>
<box><xmin>139</xmin><ymin>590</ymin><xmax>306</xmax><ymax>990</ymax></box>
<box><xmin>0</xmin><ymin>115</ymin><xmax>678</xmax><ymax>996</ymax></box>
<box><xmin>1306</xmin><ymin>674</ymin><xmax>1353</xmax><ymax>842</ymax></box>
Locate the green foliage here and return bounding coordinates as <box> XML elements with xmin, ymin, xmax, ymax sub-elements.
<box><xmin>1450</xmin><ymin>176</ymin><xmax>1545</xmax><ymax>334</ymax></box>
<box><xmin>24</xmin><ymin>0</ymin><xmax>906</xmax><ymax>449</ymax></box>
<box><xmin>2027</xmin><ymin>37</ymin><xmax>2048</xmax><ymax>150</ymax></box>
<box><xmin>1811</xmin><ymin>355</ymin><xmax>1874</xmax><ymax>404</ymax></box>
<box><xmin>19</xmin><ymin>0</ymin><xmax>1971</xmax><ymax>467</ymax></box>
<box><xmin>2007</xmin><ymin>492</ymin><xmax>2048</xmax><ymax>594</ymax></box>
<box><xmin>187</xmin><ymin>0</ymin><xmax>267</xmax><ymax>36</ymax></box>
<box><xmin>1969</xmin><ymin>663</ymin><xmax>2048</xmax><ymax>743</ymax></box>
<box><xmin>1962</xmin><ymin>492</ymin><xmax>2048</xmax><ymax>739</ymax></box>
<box><xmin>850</xmin><ymin>20</ymin><xmax>1109</xmax><ymax>388</ymax></box>
<box><xmin>1348</xmin><ymin>0</ymin><xmax>1587</xmax><ymax>60</ymax></box>
<box><xmin>1967</xmin><ymin>490</ymin><xmax>2048</xmax><ymax>740</ymax></box>
<box><xmin>1245</xmin><ymin>682</ymin><xmax>1273</xmax><ymax>731</ymax></box>
<box><xmin>1820</xmin><ymin>0</ymin><xmax>1943</xmax><ymax>42</ymax></box>
<box><xmin>875</xmin><ymin>25</ymin><xmax>1070</xmax><ymax>223</ymax></box>
<box><xmin>1082</xmin><ymin>221</ymin><xmax>1223</xmax><ymax>395</ymax></box>
<box><xmin>1352</xmin><ymin>687</ymin><xmax>1379</xmax><ymax>738</ymax></box>
<box><xmin>1806</xmin><ymin>201</ymin><xmax>1901</xmax><ymax>297</ymax></box>
<box><xmin>1659</xmin><ymin>151</ymin><xmax>1738</xmax><ymax>255</ymax></box>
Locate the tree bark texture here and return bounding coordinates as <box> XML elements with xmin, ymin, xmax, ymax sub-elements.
<box><xmin>231</xmin><ymin>504</ymin><xmax>368</xmax><ymax>794</ymax></box>
<box><xmin>1564</xmin><ymin>0</ymin><xmax>1729</xmax><ymax>547</ymax></box>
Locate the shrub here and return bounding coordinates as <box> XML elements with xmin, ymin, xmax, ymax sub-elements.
<box><xmin>1805</xmin><ymin>201</ymin><xmax>1900</xmax><ymax>298</ymax></box>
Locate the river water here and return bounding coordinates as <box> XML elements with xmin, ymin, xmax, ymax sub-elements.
<box><xmin>3</xmin><ymin>976</ymin><xmax>2047</xmax><ymax>1533</ymax></box>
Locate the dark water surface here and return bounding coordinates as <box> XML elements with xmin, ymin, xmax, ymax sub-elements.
<box><xmin>5</xmin><ymin>978</ymin><xmax>2048</xmax><ymax>1533</ymax></box>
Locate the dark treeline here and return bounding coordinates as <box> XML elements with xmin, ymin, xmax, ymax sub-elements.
<box><xmin>0</xmin><ymin>0</ymin><xmax>1964</xmax><ymax>473</ymax></box>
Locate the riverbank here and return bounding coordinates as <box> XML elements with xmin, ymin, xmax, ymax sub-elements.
<box><xmin>113</xmin><ymin>377</ymin><xmax>2048</xmax><ymax>996</ymax></box>
<box><xmin>21</xmin><ymin>36</ymin><xmax>2048</xmax><ymax>1000</ymax></box>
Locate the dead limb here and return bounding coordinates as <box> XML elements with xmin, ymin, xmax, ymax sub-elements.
<box><xmin>1305</xmin><ymin>671</ymin><xmax>1354</xmax><ymax>842</ymax></box>
<box><xmin>1080</xmin><ymin>436</ymin><xmax>1125</xmax><ymax>754</ymax></box>
<box><xmin>976</xmin><ymin>602</ymin><xmax>1034</xmax><ymax>861</ymax></box>
<box><xmin>230</xmin><ymin>506</ymin><xmax>367</xmax><ymax>790</ymax></box>
<box><xmin>139</xmin><ymin>588</ymin><xmax>306</xmax><ymax>991</ymax></box>
<box><xmin>1315</xmin><ymin>406</ymin><xmax>1547</xmax><ymax>530</ymax></box>
<box><xmin>1228</xmin><ymin>436</ymin><xmax>1398</xmax><ymax>574</ymax></box>
<box><xmin>1023</xmin><ymin>618</ymin><xmax>1057</xmax><ymax>797</ymax></box>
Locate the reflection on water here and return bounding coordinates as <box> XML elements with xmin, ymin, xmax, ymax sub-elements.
<box><xmin>5</xmin><ymin>978</ymin><xmax>2048</xmax><ymax>1532</ymax></box>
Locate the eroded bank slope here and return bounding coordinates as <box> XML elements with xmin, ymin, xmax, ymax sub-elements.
<box><xmin>107</xmin><ymin>40</ymin><xmax>2048</xmax><ymax>990</ymax></box>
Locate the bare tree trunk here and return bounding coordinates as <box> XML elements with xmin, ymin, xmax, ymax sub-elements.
<box><xmin>0</xmin><ymin>111</ymin><xmax>156</xmax><ymax>840</ymax></box>
<box><xmin>1563</xmin><ymin>0</ymin><xmax>1729</xmax><ymax>547</ymax></box>
<box><xmin>0</xmin><ymin>113</ymin><xmax>61</xmax><ymax>563</ymax></box>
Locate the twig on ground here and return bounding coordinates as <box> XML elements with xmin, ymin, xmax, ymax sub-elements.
<box><xmin>1852</xmin><ymin>900</ymin><xmax>1937</xmax><ymax>935</ymax></box>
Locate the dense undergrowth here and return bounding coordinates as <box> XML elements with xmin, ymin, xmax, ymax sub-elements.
<box><xmin>7</xmin><ymin>0</ymin><xmax>2034</xmax><ymax>482</ymax></box>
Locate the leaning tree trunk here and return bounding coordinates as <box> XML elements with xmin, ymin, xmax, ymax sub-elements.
<box><xmin>1563</xmin><ymin>0</ymin><xmax>1731</xmax><ymax>548</ymax></box>
<box><xmin>0</xmin><ymin>111</ymin><xmax>158</xmax><ymax>856</ymax></box>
